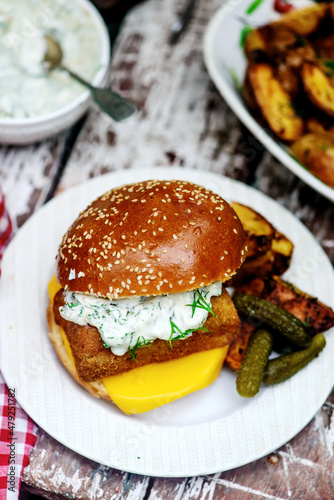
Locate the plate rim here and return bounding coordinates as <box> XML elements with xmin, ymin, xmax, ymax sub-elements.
<box><xmin>203</xmin><ymin>0</ymin><xmax>334</xmax><ymax>203</ymax></box>
<box><xmin>1</xmin><ymin>167</ymin><xmax>333</xmax><ymax>477</ymax></box>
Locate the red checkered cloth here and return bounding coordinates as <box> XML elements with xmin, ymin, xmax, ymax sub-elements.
<box><xmin>0</xmin><ymin>189</ymin><xmax>38</xmax><ymax>500</ymax></box>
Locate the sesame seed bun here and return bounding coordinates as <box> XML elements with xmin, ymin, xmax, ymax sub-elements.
<box><xmin>56</xmin><ymin>179</ymin><xmax>246</xmax><ymax>299</ymax></box>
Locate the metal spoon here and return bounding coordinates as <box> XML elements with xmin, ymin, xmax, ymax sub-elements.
<box><xmin>43</xmin><ymin>35</ymin><xmax>137</xmax><ymax>122</ymax></box>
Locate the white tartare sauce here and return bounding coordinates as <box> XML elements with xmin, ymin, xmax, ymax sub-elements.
<box><xmin>0</xmin><ymin>0</ymin><xmax>102</xmax><ymax>118</ymax></box>
<box><xmin>59</xmin><ymin>281</ymin><xmax>223</xmax><ymax>356</ymax></box>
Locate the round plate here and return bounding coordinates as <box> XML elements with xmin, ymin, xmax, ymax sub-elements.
<box><xmin>1</xmin><ymin>167</ymin><xmax>333</xmax><ymax>477</ymax></box>
<box><xmin>203</xmin><ymin>0</ymin><xmax>334</xmax><ymax>203</ymax></box>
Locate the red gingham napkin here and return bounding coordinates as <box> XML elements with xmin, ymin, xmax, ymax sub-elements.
<box><xmin>0</xmin><ymin>189</ymin><xmax>38</xmax><ymax>500</ymax></box>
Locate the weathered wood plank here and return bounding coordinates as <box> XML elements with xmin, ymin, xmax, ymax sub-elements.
<box><xmin>0</xmin><ymin>134</ymin><xmax>67</xmax><ymax>231</ymax></box>
<box><xmin>14</xmin><ymin>0</ymin><xmax>334</xmax><ymax>497</ymax></box>
<box><xmin>56</xmin><ymin>0</ymin><xmax>247</xmax><ymax>193</ymax></box>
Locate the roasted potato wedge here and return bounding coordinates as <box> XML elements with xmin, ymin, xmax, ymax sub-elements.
<box><xmin>230</xmin><ymin>203</ymin><xmax>294</xmax><ymax>285</ymax></box>
<box><xmin>226</xmin><ymin>276</ymin><xmax>334</xmax><ymax>370</ymax></box>
<box><xmin>302</xmin><ymin>63</ymin><xmax>334</xmax><ymax>117</ymax></box>
<box><xmin>248</xmin><ymin>63</ymin><xmax>304</xmax><ymax>141</ymax></box>
<box><xmin>291</xmin><ymin>133</ymin><xmax>334</xmax><ymax>188</ymax></box>
<box><xmin>244</xmin><ymin>29</ymin><xmax>267</xmax><ymax>60</ymax></box>
<box><xmin>313</xmin><ymin>33</ymin><xmax>334</xmax><ymax>60</ymax></box>
<box><xmin>232</xmin><ymin>250</ymin><xmax>277</xmax><ymax>285</ymax></box>
<box><xmin>225</xmin><ymin>321</ymin><xmax>255</xmax><ymax>371</ymax></box>
<box><xmin>306</xmin><ymin>117</ymin><xmax>334</xmax><ymax>138</ymax></box>
<box><xmin>230</xmin><ymin>202</ymin><xmax>275</xmax><ymax>257</ymax></box>
<box><xmin>261</xmin><ymin>276</ymin><xmax>334</xmax><ymax>334</ymax></box>
<box><xmin>272</xmin><ymin>4</ymin><xmax>328</xmax><ymax>36</ymax></box>
<box><xmin>242</xmin><ymin>73</ymin><xmax>260</xmax><ymax>113</ymax></box>
<box><xmin>270</xmin><ymin>231</ymin><xmax>294</xmax><ymax>276</ymax></box>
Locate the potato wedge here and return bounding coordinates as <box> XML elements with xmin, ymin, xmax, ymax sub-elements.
<box><xmin>291</xmin><ymin>133</ymin><xmax>334</xmax><ymax>188</ymax></box>
<box><xmin>302</xmin><ymin>63</ymin><xmax>334</xmax><ymax>117</ymax></box>
<box><xmin>225</xmin><ymin>321</ymin><xmax>255</xmax><ymax>371</ymax></box>
<box><xmin>232</xmin><ymin>250</ymin><xmax>276</xmax><ymax>285</ymax></box>
<box><xmin>226</xmin><ymin>276</ymin><xmax>334</xmax><ymax>370</ymax></box>
<box><xmin>313</xmin><ymin>33</ymin><xmax>334</xmax><ymax>60</ymax></box>
<box><xmin>244</xmin><ymin>29</ymin><xmax>267</xmax><ymax>60</ymax></box>
<box><xmin>306</xmin><ymin>117</ymin><xmax>334</xmax><ymax>138</ymax></box>
<box><xmin>230</xmin><ymin>203</ymin><xmax>294</xmax><ymax>285</ymax></box>
<box><xmin>273</xmin><ymin>4</ymin><xmax>328</xmax><ymax>36</ymax></box>
<box><xmin>261</xmin><ymin>276</ymin><xmax>334</xmax><ymax>334</ymax></box>
<box><xmin>270</xmin><ymin>231</ymin><xmax>294</xmax><ymax>276</ymax></box>
<box><xmin>248</xmin><ymin>63</ymin><xmax>304</xmax><ymax>141</ymax></box>
<box><xmin>242</xmin><ymin>73</ymin><xmax>260</xmax><ymax>113</ymax></box>
<box><xmin>230</xmin><ymin>202</ymin><xmax>275</xmax><ymax>257</ymax></box>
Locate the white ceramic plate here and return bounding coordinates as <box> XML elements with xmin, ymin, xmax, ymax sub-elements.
<box><xmin>203</xmin><ymin>0</ymin><xmax>334</xmax><ymax>203</ymax></box>
<box><xmin>1</xmin><ymin>167</ymin><xmax>333</xmax><ymax>477</ymax></box>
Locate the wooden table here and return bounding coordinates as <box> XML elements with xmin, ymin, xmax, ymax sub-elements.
<box><xmin>1</xmin><ymin>0</ymin><xmax>334</xmax><ymax>498</ymax></box>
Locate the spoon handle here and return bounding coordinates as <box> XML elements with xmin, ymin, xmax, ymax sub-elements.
<box><xmin>60</xmin><ymin>65</ymin><xmax>137</xmax><ymax>122</ymax></box>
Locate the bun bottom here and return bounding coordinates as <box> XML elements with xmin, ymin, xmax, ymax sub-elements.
<box><xmin>47</xmin><ymin>300</ymin><xmax>111</xmax><ymax>401</ymax></box>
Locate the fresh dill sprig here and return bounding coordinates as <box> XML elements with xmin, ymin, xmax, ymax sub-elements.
<box><xmin>186</xmin><ymin>290</ymin><xmax>215</xmax><ymax>318</ymax></box>
<box><xmin>169</xmin><ymin>319</ymin><xmax>209</xmax><ymax>348</ymax></box>
<box><xmin>127</xmin><ymin>335</ymin><xmax>154</xmax><ymax>361</ymax></box>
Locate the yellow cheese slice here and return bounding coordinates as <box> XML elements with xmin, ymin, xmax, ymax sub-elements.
<box><xmin>48</xmin><ymin>275</ymin><xmax>228</xmax><ymax>415</ymax></box>
<box><xmin>102</xmin><ymin>346</ymin><xmax>228</xmax><ymax>414</ymax></box>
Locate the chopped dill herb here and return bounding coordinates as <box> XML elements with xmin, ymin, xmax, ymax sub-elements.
<box><xmin>240</xmin><ymin>25</ymin><xmax>253</xmax><ymax>48</ymax></box>
<box><xmin>246</xmin><ymin>0</ymin><xmax>264</xmax><ymax>15</ymax></box>
<box><xmin>66</xmin><ymin>302</ymin><xmax>79</xmax><ymax>309</ymax></box>
<box><xmin>169</xmin><ymin>319</ymin><xmax>209</xmax><ymax>348</ymax></box>
<box><xmin>127</xmin><ymin>336</ymin><xmax>154</xmax><ymax>361</ymax></box>
<box><xmin>186</xmin><ymin>290</ymin><xmax>215</xmax><ymax>318</ymax></box>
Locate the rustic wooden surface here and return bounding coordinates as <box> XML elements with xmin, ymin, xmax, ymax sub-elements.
<box><xmin>0</xmin><ymin>0</ymin><xmax>333</xmax><ymax>498</ymax></box>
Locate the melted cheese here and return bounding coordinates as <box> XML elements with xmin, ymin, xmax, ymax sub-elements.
<box><xmin>48</xmin><ymin>276</ymin><xmax>228</xmax><ymax>414</ymax></box>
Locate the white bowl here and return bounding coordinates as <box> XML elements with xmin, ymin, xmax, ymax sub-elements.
<box><xmin>203</xmin><ymin>0</ymin><xmax>334</xmax><ymax>203</ymax></box>
<box><xmin>0</xmin><ymin>0</ymin><xmax>110</xmax><ymax>145</ymax></box>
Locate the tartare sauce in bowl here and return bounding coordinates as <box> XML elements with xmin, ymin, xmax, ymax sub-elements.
<box><xmin>0</xmin><ymin>0</ymin><xmax>110</xmax><ymax>144</ymax></box>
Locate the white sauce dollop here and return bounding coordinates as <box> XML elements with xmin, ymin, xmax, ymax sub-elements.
<box><xmin>59</xmin><ymin>281</ymin><xmax>223</xmax><ymax>356</ymax></box>
<box><xmin>0</xmin><ymin>0</ymin><xmax>102</xmax><ymax>118</ymax></box>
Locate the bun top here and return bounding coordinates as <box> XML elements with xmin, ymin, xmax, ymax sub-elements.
<box><xmin>56</xmin><ymin>179</ymin><xmax>246</xmax><ymax>299</ymax></box>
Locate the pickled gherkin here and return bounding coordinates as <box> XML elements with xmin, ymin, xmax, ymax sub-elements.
<box><xmin>263</xmin><ymin>333</ymin><xmax>326</xmax><ymax>385</ymax></box>
<box><xmin>236</xmin><ymin>328</ymin><xmax>273</xmax><ymax>398</ymax></box>
<box><xmin>233</xmin><ymin>293</ymin><xmax>311</xmax><ymax>348</ymax></box>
